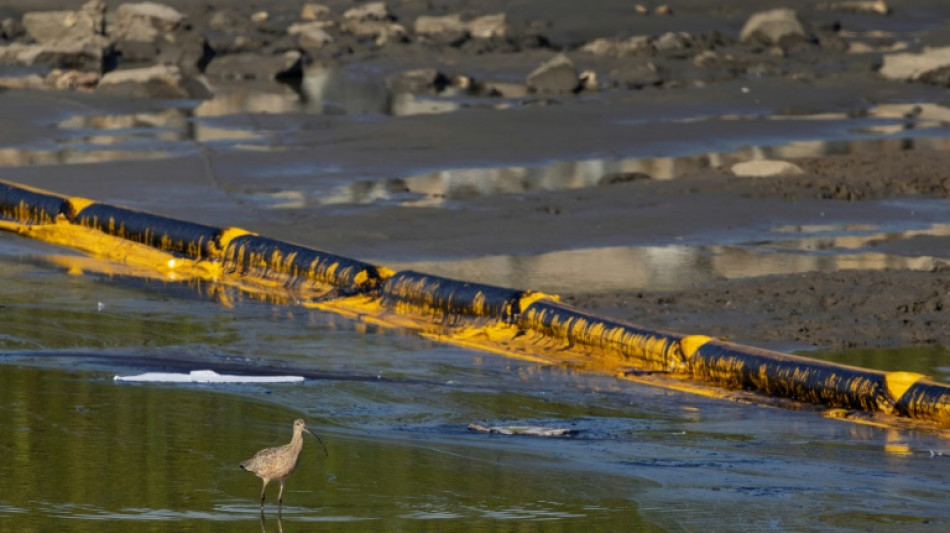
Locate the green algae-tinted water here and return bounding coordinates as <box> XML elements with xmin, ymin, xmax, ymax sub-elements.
<box><xmin>0</xmin><ymin>365</ymin><xmax>658</xmax><ymax>533</ymax></box>
<box><xmin>2</xmin><ymin>236</ymin><xmax>950</xmax><ymax>533</ymax></box>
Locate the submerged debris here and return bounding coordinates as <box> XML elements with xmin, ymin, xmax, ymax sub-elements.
<box><xmin>467</xmin><ymin>422</ymin><xmax>578</xmax><ymax>436</ymax></box>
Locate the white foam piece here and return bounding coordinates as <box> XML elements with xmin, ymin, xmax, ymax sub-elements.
<box><xmin>114</xmin><ymin>369</ymin><xmax>305</xmax><ymax>383</ymax></box>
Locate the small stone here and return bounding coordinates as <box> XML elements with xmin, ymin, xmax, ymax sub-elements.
<box><xmin>634</xmin><ymin>4</ymin><xmax>649</xmax><ymax>15</ymax></box>
<box><xmin>526</xmin><ymin>53</ymin><xmax>580</xmax><ymax>94</ymax></box>
<box><xmin>414</xmin><ymin>14</ymin><xmax>468</xmax><ymax>45</ymax></box>
<box><xmin>731</xmin><ymin>160</ymin><xmax>805</xmax><ymax>177</ymax></box>
<box><xmin>655</xmin><ymin>5</ymin><xmax>673</xmax><ymax>16</ymax></box>
<box><xmin>250</xmin><ymin>11</ymin><xmax>269</xmax><ymax>24</ymax></box>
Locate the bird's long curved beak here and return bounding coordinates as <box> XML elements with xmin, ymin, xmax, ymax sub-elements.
<box><xmin>304</xmin><ymin>427</ymin><xmax>329</xmax><ymax>456</ymax></box>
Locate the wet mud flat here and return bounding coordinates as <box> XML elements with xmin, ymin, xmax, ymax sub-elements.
<box><xmin>0</xmin><ymin>0</ymin><xmax>949</xmax><ymax>354</ymax></box>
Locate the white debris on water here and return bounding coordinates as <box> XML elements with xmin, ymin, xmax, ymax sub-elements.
<box><xmin>113</xmin><ymin>370</ymin><xmax>305</xmax><ymax>383</ymax></box>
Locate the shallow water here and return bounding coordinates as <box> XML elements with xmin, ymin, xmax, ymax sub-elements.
<box><xmin>2</xmin><ymin>235</ymin><xmax>950</xmax><ymax>533</ymax></box>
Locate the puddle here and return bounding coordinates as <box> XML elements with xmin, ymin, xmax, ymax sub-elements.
<box><xmin>384</xmin><ymin>218</ymin><xmax>950</xmax><ymax>294</ymax></box>
<box><xmin>285</xmin><ymin>132</ymin><xmax>950</xmax><ymax>208</ymax></box>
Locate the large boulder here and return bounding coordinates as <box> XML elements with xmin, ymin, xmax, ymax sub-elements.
<box><xmin>0</xmin><ymin>40</ymin><xmax>111</xmax><ymax>71</ymax></box>
<box><xmin>112</xmin><ymin>2</ymin><xmax>186</xmax><ymax>42</ymax></box>
<box><xmin>96</xmin><ymin>64</ymin><xmax>211</xmax><ymax>99</ymax></box>
<box><xmin>526</xmin><ymin>53</ymin><xmax>580</xmax><ymax>94</ymax></box>
<box><xmin>739</xmin><ymin>8</ymin><xmax>807</xmax><ymax>47</ymax></box>
<box><xmin>22</xmin><ymin>0</ymin><xmax>105</xmax><ymax>44</ymax></box>
<box><xmin>880</xmin><ymin>47</ymin><xmax>950</xmax><ymax>82</ymax></box>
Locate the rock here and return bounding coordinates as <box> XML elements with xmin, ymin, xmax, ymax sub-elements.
<box><xmin>113</xmin><ymin>2</ymin><xmax>186</xmax><ymax>42</ymax></box>
<box><xmin>0</xmin><ymin>73</ymin><xmax>47</xmax><ymax>90</ymax></box>
<box><xmin>1</xmin><ymin>18</ymin><xmax>25</xmax><ymax>41</ymax></box>
<box><xmin>22</xmin><ymin>0</ymin><xmax>105</xmax><ymax>45</ymax></box>
<box><xmin>580</xmin><ymin>35</ymin><xmax>652</xmax><ymax>57</ymax></box>
<box><xmin>289</xmin><ymin>22</ymin><xmax>335</xmax><ymax>49</ymax></box>
<box><xmin>739</xmin><ymin>8</ymin><xmax>807</xmax><ymax>47</ymax></box>
<box><xmin>343</xmin><ymin>2</ymin><xmax>394</xmax><ymax>22</ymax></box>
<box><xmin>880</xmin><ymin>46</ymin><xmax>950</xmax><ymax>81</ymax></box>
<box><xmin>731</xmin><ymin>160</ymin><xmax>805</xmax><ymax>177</ymax></box>
<box><xmin>96</xmin><ymin>64</ymin><xmax>211</xmax><ymax>99</ymax></box>
<box><xmin>655</xmin><ymin>5</ymin><xmax>673</xmax><ymax>16</ymax></box>
<box><xmin>47</xmin><ymin>68</ymin><xmax>99</xmax><ymax>90</ymax></box>
<box><xmin>301</xmin><ymin>4</ymin><xmax>332</xmax><ymax>21</ymax></box>
<box><xmin>608</xmin><ymin>60</ymin><xmax>661</xmax><ymax>89</ymax></box>
<box><xmin>387</xmin><ymin>68</ymin><xmax>450</xmax><ymax>93</ymax></box>
<box><xmin>204</xmin><ymin>50</ymin><xmax>305</xmax><ymax>80</ymax></box>
<box><xmin>341</xmin><ymin>19</ymin><xmax>406</xmax><ymax>45</ymax></box>
<box><xmin>654</xmin><ymin>32</ymin><xmax>692</xmax><ymax>55</ymax></box>
<box><xmin>816</xmin><ymin>0</ymin><xmax>890</xmax><ymax>14</ymax></box>
<box><xmin>250</xmin><ymin>11</ymin><xmax>269</xmax><ymax>24</ymax></box>
<box><xmin>414</xmin><ymin>14</ymin><xmax>469</xmax><ymax>46</ymax></box>
<box><xmin>0</xmin><ymin>40</ymin><xmax>112</xmax><ymax>71</ymax></box>
<box><xmin>207</xmin><ymin>9</ymin><xmax>253</xmax><ymax>33</ymax></box>
<box><xmin>526</xmin><ymin>53</ymin><xmax>580</xmax><ymax>94</ymax></box>
<box><xmin>468</xmin><ymin>13</ymin><xmax>507</xmax><ymax>40</ymax></box>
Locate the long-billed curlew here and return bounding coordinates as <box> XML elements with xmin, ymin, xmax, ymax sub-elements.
<box><xmin>240</xmin><ymin>419</ymin><xmax>328</xmax><ymax>510</ymax></box>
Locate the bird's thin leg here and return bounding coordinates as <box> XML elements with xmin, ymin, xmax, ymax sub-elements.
<box><xmin>260</xmin><ymin>480</ymin><xmax>267</xmax><ymax>509</ymax></box>
<box><xmin>277</xmin><ymin>481</ymin><xmax>285</xmax><ymax>508</ymax></box>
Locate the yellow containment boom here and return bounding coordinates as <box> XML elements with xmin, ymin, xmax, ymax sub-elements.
<box><xmin>1</xmin><ymin>179</ymin><xmax>948</xmax><ymax>433</ymax></box>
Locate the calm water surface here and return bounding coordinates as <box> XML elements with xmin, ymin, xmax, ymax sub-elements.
<box><xmin>1</xmin><ymin>234</ymin><xmax>950</xmax><ymax>533</ymax></box>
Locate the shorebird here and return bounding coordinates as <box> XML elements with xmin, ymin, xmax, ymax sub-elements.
<box><xmin>240</xmin><ymin>419</ymin><xmax>328</xmax><ymax>510</ymax></box>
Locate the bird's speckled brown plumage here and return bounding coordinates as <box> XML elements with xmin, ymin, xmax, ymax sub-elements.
<box><xmin>240</xmin><ymin>418</ymin><xmax>327</xmax><ymax>509</ymax></box>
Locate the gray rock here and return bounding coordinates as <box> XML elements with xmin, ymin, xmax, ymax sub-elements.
<box><xmin>207</xmin><ymin>9</ymin><xmax>254</xmax><ymax>34</ymax></box>
<box><xmin>468</xmin><ymin>14</ymin><xmax>507</xmax><ymax>40</ymax></box>
<box><xmin>113</xmin><ymin>2</ymin><xmax>186</xmax><ymax>42</ymax></box>
<box><xmin>816</xmin><ymin>0</ymin><xmax>890</xmax><ymax>14</ymax></box>
<box><xmin>607</xmin><ymin>60</ymin><xmax>661</xmax><ymax>89</ymax></box>
<box><xmin>340</xmin><ymin>19</ymin><xmax>406</xmax><ymax>46</ymax></box>
<box><xmin>0</xmin><ymin>39</ymin><xmax>111</xmax><ymax>71</ymax></box>
<box><xmin>739</xmin><ymin>8</ymin><xmax>807</xmax><ymax>47</ymax></box>
<box><xmin>1</xmin><ymin>18</ymin><xmax>25</xmax><ymax>41</ymax></box>
<box><xmin>204</xmin><ymin>50</ymin><xmax>305</xmax><ymax>80</ymax></box>
<box><xmin>918</xmin><ymin>66</ymin><xmax>950</xmax><ymax>86</ymax></box>
<box><xmin>414</xmin><ymin>14</ymin><xmax>469</xmax><ymax>46</ymax></box>
<box><xmin>343</xmin><ymin>2</ymin><xmax>394</xmax><ymax>22</ymax></box>
<box><xmin>880</xmin><ymin>47</ymin><xmax>950</xmax><ymax>81</ymax></box>
<box><xmin>580</xmin><ymin>36</ymin><xmax>652</xmax><ymax>57</ymax></box>
<box><xmin>289</xmin><ymin>21</ymin><xmax>335</xmax><ymax>49</ymax></box>
<box><xmin>732</xmin><ymin>160</ymin><xmax>804</xmax><ymax>177</ymax></box>
<box><xmin>526</xmin><ymin>53</ymin><xmax>580</xmax><ymax>94</ymax></box>
<box><xmin>22</xmin><ymin>0</ymin><xmax>105</xmax><ymax>45</ymax></box>
<box><xmin>96</xmin><ymin>64</ymin><xmax>211</xmax><ymax>99</ymax></box>
<box><xmin>654</xmin><ymin>32</ymin><xmax>692</xmax><ymax>57</ymax></box>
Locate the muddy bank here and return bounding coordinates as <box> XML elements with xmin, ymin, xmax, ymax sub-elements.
<box><xmin>0</xmin><ymin>0</ymin><xmax>949</xmax><ymax>355</ymax></box>
<box><xmin>569</xmin><ymin>269</ymin><xmax>950</xmax><ymax>350</ymax></box>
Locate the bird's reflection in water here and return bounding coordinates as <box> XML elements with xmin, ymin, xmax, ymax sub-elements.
<box><xmin>260</xmin><ymin>509</ymin><xmax>284</xmax><ymax>533</ymax></box>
